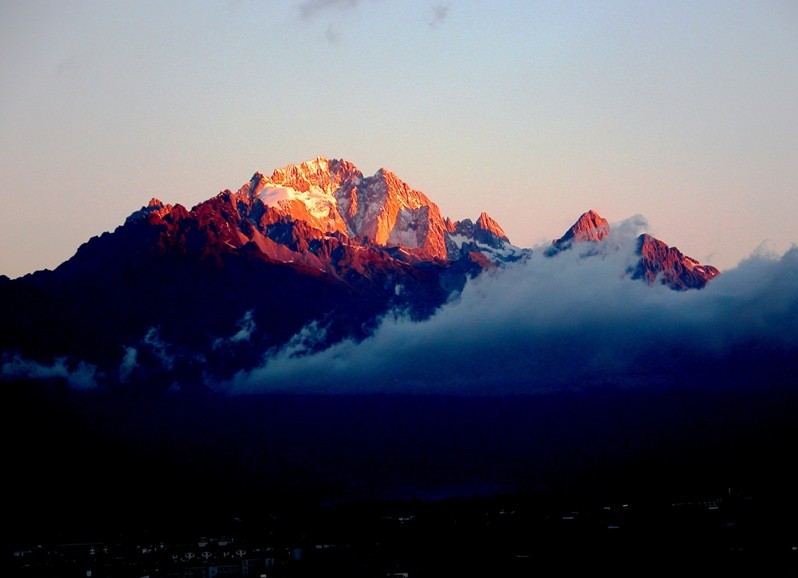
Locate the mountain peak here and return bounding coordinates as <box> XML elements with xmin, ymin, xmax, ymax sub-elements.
<box><xmin>263</xmin><ymin>157</ymin><xmax>363</xmax><ymax>194</ymax></box>
<box><xmin>234</xmin><ymin>158</ymin><xmax>456</xmax><ymax>259</ymax></box>
<box><xmin>632</xmin><ymin>234</ymin><xmax>720</xmax><ymax>290</ymax></box>
<box><xmin>475</xmin><ymin>212</ymin><xmax>509</xmax><ymax>242</ymax></box>
<box><xmin>552</xmin><ymin>209</ymin><xmax>611</xmax><ymax>249</ymax></box>
<box><xmin>269</xmin><ymin>157</ymin><xmax>330</xmax><ymax>191</ymax></box>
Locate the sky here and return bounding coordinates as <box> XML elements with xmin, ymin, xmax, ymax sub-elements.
<box><xmin>1</xmin><ymin>0</ymin><xmax>797</xmax><ymax>278</ymax></box>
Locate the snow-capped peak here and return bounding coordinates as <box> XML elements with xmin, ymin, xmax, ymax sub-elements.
<box><xmin>552</xmin><ymin>209</ymin><xmax>611</xmax><ymax>249</ymax></box>
<box><xmin>233</xmin><ymin>157</ymin><xmax>514</xmax><ymax>261</ymax></box>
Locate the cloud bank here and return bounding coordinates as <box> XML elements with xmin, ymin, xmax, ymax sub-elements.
<box><xmin>4</xmin><ymin>217</ymin><xmax>794</xmax><ymax>397</ymax></box>
<box><xmin>226</xmin><ymin>218</ymin><xmax>798</xmax><ymax>395</ymax></box>
<box><xmin>1</xmin><ymin>354</ymin><xmax>99</xmax><ymax>390</ymax></box>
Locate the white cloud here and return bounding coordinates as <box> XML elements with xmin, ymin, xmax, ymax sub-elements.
<box><xmin>214</xmin><ymin>310</ymin><xmax>257</xmax><ymax>350</ymax></box>
<box><xmin>119</xmin><ymin>346</ymin><xmax>138</xmax><ymax>383</ymax></box>
<box><xmin>225</xmin><ymin>218</ymin><xmax>798</xmax><ymax>395</ymax></box>
<box><xmin>1</xmin><ymin>354</ymin><xmax>99</xmax><ymax>390</ymax></box>
<box><xmin>143</xmin><ymin>327</ymin><xmax>174</xmax><ymax>370</ymax></box>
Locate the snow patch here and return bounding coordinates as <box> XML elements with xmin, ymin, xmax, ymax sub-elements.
<box><xmin>388</xmin><ymin>208</ymin><xmax>426</xmax><ymax>248</ymax></box>
<box><xmin>448</xmin><ymin>233</ymin><xmax>526</xmax><ymax>261</ymax></box>
<box><xmin>258</xmin><ymin>185</ymin><xmax>338</xmax><ymax>220</ymax></box>
<box><xmin>448</xmin><ymin>234</ymin><xmax>470</xmax><ymax>249</ymax></box>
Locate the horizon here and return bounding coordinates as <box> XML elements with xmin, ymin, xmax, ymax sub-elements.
<box><xmin>2</xmin><ymin>1</ymin><xmax>797</xmax><ymax>278</ymax></box>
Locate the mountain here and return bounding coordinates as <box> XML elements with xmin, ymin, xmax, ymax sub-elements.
<box><xmin>633</xmin><ymin>233</ymin><xmax>721</xmax><ymax>290</ymax></box>
<box><xmin>126</xmin><ymin>156</ymin><xmax>518</xmax><ymax>267</ymax></box>
<box><xmin>0</xmin><ymin>158</ymin><xmax>720</xmax><ymax>385</ymax></box>
<box><xmin>549</xmin><ymin>210</ymin><xmax>720</xmax><ymax>290</ymax></box>
<box><xmin>552</xmin><ymin>209</ymin><xmax>611</xmax><ymax>249</ymax></box>
<box><xmin>233</xmin><ymin>156</ymin><xmax>522</xmax><ymax>263</ymax></box>
<box><xmin>246</xmin><ymin>157</ymin><xmax>450</xmax><ymax>259</ymax></box>
<box><xmin>0</xmin><ymin>158</ymin><xmax>517</xmax><ymax>382</ymax></box>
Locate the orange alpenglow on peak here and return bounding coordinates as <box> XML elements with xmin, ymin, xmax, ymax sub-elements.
<box><xmin>237</xmin><ymin>157</ymin><xmax>455</xmax><ymax>260</ymax></box>
<box><xmin>476</xmin><ymin>212</ymin><xmax>509</xmax><ymax>242</ymax></box>
<box><xmin>552</xmin><ymin>210</ymin><xmax>611</xmax><ymax>249</ymax></box>
<box><xmin>632</xmin><ymin>233</ymin><xmax>721</xmax><ymax>290</ymax></box>
<box><xmin>266</xmin><ymin>157</ymin><xmax>363</xmax><ymax>195</ymax></box>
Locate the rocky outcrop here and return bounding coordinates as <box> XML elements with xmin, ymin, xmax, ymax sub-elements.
<box><xmin>339</xmin><ymin>167</ymin><xmax>449</xmax><ymax>260</ymax></box>
<box><xmin>551</xmin><ymin>209</ymin><xmax>611</xmax><ymax>250</ymax></box>
<box><xmin>632</xmin><ymin>234</ymin><xmax>720</xmax><ymax>290</ymax></box>
<box><xmin>231</xmin><ymin>158</ymin><xmax>461</xmax><ymax>260</ymax></box>
<box><xmin>475</xmin><ymin>212</ymin><xmax>509</xmax><ymax>247</ymax></box>
<box><xmin>444</xmin><ymin>211</ymin><xmax>514</xmax><ymax>260</ymax></box>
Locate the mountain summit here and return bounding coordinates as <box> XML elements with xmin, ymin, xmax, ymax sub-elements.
<box><xmin>552</xmin><ymin>209</ymin><xmax>611</xmax><ymax>249</ymax></box>
<box><xmin>241</xmin><ymin>157</ymin><xmax>510</xmax><ymax>261</ymax></box>
<box><xmin>124</xmin><ymin>157</ymin><xmax>518</xmax><ymax>270</ymax></box>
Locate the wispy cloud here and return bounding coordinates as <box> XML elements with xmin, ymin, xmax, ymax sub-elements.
<box><xmin>55</xmin><ymin>55</ymin><xmax>81</xmax><ymax>77</ymax></box>
<box><xmin>1</xmin><ymin>354</ymin><xmax>99</xmax><ymax>390</ymax></box>
<box><xmin>118</xmin><ymin>346</ymin><xmax>138</xmax><ymax>383</ymax></box>
<box><xmin>296</xmin><ymin>0</ymin><xmax>365</xmax><ymax>43</ymax></box>
<box><xmin>214</xmin><ymin>310</ymin><xmax>257</xmax><ymax>349</ymax></box>
<box><xmin>143</xmin><ymin>327</ymin><xmax>174</xmax><ymax>370</ymax></box>
<box><xmin>429</xmin><ymin>4</ymin><xmax>449</xmax><ymax>27</ymax></box>
<box><xmin>297</xmin><ymin>1</ymin><xmax>446</xmax><ymax>42</ymax></box>
<box><xmin>298</xmin><ymin>0</ymin><xmax>361</xmax><ymax>21</ymax></box>
<box><xmin>325</xmin><ymin>23</ymin><xmax>341</xmax><ymax>43</ymax></box>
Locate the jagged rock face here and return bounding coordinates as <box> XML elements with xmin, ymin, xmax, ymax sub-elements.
<box><xmin>549</xmin><ymin>210</ymin><xmax>719</xmax><ymax>290</ymax></box>
<box><xmin>243</xmin><ymin>158</ymin><xmax>354</xmax><ymax>236</ymax></box>
<box><xmin>269</xmin><ymin>157</ymin><xmax>362</xmax><ymax>194</ymax></box>
<box><xmin>139</xmin><ymin>195</ymin><xmax>247</xmax><ymax>259</ymax></box>
<box><xmin>475</xmin><ymin>212</ymin><xmax>510</xmax><ymax>247</ymax></box>
<box><xmin>445</xmin><ymin>212</ymin><xmax>514</xmax><ymax>260</ymax></box>
<box><xmin>121</xmin><ymin>157</ymin><xmax>514</xmax><ymax>278</ymax></box>
<box><xmin>552</xmin><ymin>210</ymin><xmax>611</xmax><ymax>249</ymax></box>
<box><xmin>633</xmin><ymin>234</ymin><xmax>720</xmax><ymax>290</ymax></box>
<box><xmin>138</xmin><ymin>180</ymin><xmax>718</xmax><ymax>295</ymax></box>
<box><xmin>232</xmin><ymin>157</ymin><xmax>464</xmax><ymax>260</ymax></box>
<box><xmin>125</xmin><ymin>198</ymin><xmax>174</xmax><ymax>224</ymax></box>
<box><xmin>341</xmin><ymin>168</ymin><xmax>449</xmax><ymax>259</ymax></box>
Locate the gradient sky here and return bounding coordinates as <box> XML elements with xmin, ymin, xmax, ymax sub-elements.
<box><xmin>1</xmin><ymin>0</ymin><xmax>796</xmax><ymax>278</ymax></box>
